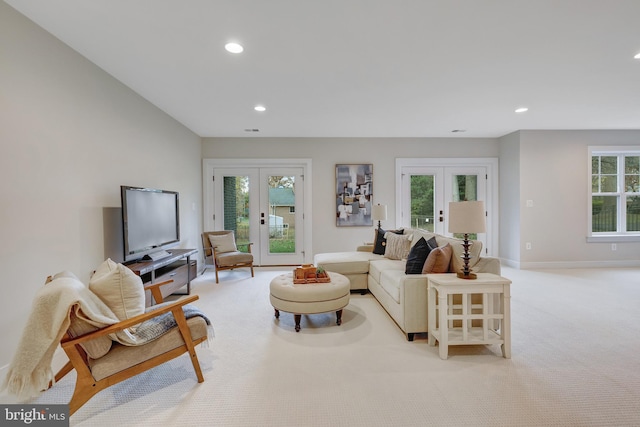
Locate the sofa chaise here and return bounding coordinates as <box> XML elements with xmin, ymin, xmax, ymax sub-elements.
<box><xmin>314</xmin><ymin>228</ymin><xmax>501</xmax><ymax>341</ymax></box>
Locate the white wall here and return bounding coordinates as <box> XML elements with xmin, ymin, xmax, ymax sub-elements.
<box><xmin>498</xmin><ymin>132</ymin><xmax>521</xmax><ymax>266</ymax></box>
<box><xmin>0</xmin><ymin>3</ymin><xmax>202</xmax><ymax>367</ymax></box>
<box><xmin>505</xmin><ymin>130</ymin><xmax>640</xmax><ymax>268</ymax></box>
<box><xmin>202</xmin><ymin>137</ymin><xmax>500</xmax><ymax>255</ymax></box>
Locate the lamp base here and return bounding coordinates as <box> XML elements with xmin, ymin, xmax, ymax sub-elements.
<box><xmin>457</xmin><ymin>271</ymin><xmax>477</xmax><ymax>280</ymax></box>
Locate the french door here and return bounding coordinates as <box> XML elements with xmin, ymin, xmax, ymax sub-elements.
<box><xmin>203</xmin><ymin>160</ymin><xmax>309</xmax><ymax>266</ymax></box>
<box><xmin>397</xmin><ymin>158</ymin><xmax>497</xmax><ymax>256</ymax></box>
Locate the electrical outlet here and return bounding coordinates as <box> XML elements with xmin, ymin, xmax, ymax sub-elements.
<box><xmin>611</xmin><ymin>243</ymin><xmax>617</xmax><ymax>251</ymax></box>
<box><xmin>526</xmin><ymin>242</ymin><xmax>532</xmax><ymax>250</ymax></box>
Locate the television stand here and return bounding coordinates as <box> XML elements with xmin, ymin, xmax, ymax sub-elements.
<box><xmin>126</xmin><ymin>248</ymin><xmax>197</xmax><ymax>306</ymax></box>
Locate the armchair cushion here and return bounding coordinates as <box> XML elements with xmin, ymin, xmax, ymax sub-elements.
<box><xmin>208</xmin><ymin>233</ymin><xmax>237</xmax><ymax>253</ymax></box>
<box><xmin>88</xmin><ymin>316</ymin><xmax>209</xmax><ymax>381</ymax></box>
<box><xmin>216</xmin><ymin>251</ymin><xmax>253</xmax><ymax>267</ymax></box>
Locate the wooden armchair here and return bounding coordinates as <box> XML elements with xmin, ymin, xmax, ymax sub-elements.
<box><xmin>49</xmin><ymin>278</ymin><xmax>209</xmax><ymax>416</ymax></box>
<box><xmin>202</xmin><ymin>230</ymin><xmax>254</xmax><ymax>283</ymax></box>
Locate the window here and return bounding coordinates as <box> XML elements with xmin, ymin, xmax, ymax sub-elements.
<box><xmin>589</xmin><ymin>147</ymin><xmax>640</xmax><ymax>241</ymax></box>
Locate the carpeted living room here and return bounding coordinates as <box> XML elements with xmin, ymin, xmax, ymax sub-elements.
<box><xmin>21</xmin><ymin>265</ymin><xmax>640</xmax><ymax>426</ymax></box>
<box><xmin>3</xmin><ymin>1</ymin><xmax>640</xmax><ymax>426</ymax></box>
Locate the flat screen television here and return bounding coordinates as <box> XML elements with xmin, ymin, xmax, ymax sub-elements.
<box><xmin>121</xmin><ymin>185</ymin><xmax>180</xmax><ymax>262</ymax></box>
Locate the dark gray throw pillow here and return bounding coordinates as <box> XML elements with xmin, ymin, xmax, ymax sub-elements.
<box><xmin>405</xmin><ymin>236</ymin><xmax>438</xmax><ymax>274</ymax></box>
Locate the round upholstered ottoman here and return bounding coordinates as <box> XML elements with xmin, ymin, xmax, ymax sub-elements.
<box><xmin>270</xmin><ymin>272</ymin><xmax>350</xmax><ymax>332</ymax></box>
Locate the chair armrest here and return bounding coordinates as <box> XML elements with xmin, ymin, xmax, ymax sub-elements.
<box><xmin>61</xmin><ymin>294</ymin><xmax>200</xmax><ymax>348</ymax></box>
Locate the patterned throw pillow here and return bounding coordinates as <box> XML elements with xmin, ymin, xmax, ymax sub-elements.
<box><xmin>405</xmin><ymin>236</ymin><xmax>438</xmax><ymax>274</ymax></box>
<box><xmin>383</xmin><ymin>232</ymin><xmax>412</xmax><ymax>260</ymax></box>
<box><xmin>422</xmin><ymin>243</ymin><xmax>453</xmax><ymax>273</ymax></box>
<box><xmin>372</xmin><ymin>228</ymin><xmax>403</xmax><ymax>255</ymax></box>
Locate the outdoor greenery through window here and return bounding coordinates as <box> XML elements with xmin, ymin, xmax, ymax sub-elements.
<box><xmin>591</xmin><ymin>150</ymin><xmax>640</xmax><ymax>235</ymax></box>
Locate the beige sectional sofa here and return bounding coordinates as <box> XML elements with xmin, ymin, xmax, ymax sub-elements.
<box><xmin>314</xmin><ymin>228</ymin><xmax>501</xmax><ymax>341</ymax></box>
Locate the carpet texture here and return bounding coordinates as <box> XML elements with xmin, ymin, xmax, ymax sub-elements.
<box><xmin>11</xmin><ymin>266</ymin><xmax>640</xmax><ymax>426</ymax></box>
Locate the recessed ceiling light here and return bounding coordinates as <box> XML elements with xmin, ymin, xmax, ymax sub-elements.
<box><xmin>515</xmin><ymin>107</ymin><xmax>529</xmax><ymax>113</ymax></box>
<box><xmin>225</xmin><ymin>42</ymin><xmax>243</xmax><ymax>53</ymax></box>
<box><xmin>254</xmin><ymin>105</ymin><xmax>266</xmax><ymax>112</ymax></box>
<box><xmin>635</xmin><ymin>52</ymin><xmax>640</xmax><ymax>59</ymax></box>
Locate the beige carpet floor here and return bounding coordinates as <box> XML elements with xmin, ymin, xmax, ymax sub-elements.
<box><xmin>16</xmin><ymin>266</ymin><xmax>640</xmax><ymax>426</ymax></box>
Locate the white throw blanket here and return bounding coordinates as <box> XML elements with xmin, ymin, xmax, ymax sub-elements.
<box><xmin>1</xmin><ymin>277</ymin><xmax>119</xmax><ymax>399</ymax></box>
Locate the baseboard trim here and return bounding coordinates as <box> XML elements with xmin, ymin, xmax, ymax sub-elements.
<box><xmin>502</xmin><ymin>259</ymin><xmax>640</xmax><ymax>269</ymax></box>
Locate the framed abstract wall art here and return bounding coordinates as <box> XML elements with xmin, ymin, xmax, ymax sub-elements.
<box><xmin>336</xmin><ymin>163</ymin><xmax>373</xmax><ymax>226</ymax></box>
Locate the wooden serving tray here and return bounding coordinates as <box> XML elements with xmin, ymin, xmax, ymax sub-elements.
<box><xmin>293</xmin><ymin>273</ymin><xmax>330</xmax><ymax>284</ymax></box>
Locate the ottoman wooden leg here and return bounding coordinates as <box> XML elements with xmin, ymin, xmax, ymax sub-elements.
<box><xmin>294</xmin><ymin>314</ymin><xmax>301</xmax><ymax>332</ymax></box>
<box><xmin>336</xmin><ymin>309</ymin><xmax>343</xmax><ymax>326</ymax></box>
<box><xmin>274</xmin><ymin>308</ymin><xmax>280</xmax><ymax>319</ymax></box>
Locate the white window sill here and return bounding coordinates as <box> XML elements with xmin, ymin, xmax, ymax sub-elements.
<box><xmin>587</xmin><ymin>235</ymin><xmax>640</xmax><ymax>243</ymax></box>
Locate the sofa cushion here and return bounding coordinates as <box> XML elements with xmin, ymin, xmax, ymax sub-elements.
<box><xmin>422</xmin><ymin>243</ymin><xmax>453</xmax><ymax>273</ymax></box>
<box><xmin>405</xmin><ymin>236</ymin><xmax>437</xmax><ymax>274</ymax></box>
<box><xmin>372</xmin><ymin>228</ymin><xmax>403</xmax><ymax>255</ymax></box>
<box><xmin>369</xmin><ymin>258</ymin><xmax>405</xmax><ymax>284</ymax></box>
<box><xmin>314</xmin><ymin>251</ymin><xmax>381</xmax><ymax>275</ymax></box>
<box><xmin>409</xmin><ymin>229</ymin><xmax>437</xmax><ymax>247</ymax></box>
<box><xmin>384</xmin><ymin>232</ymin><xmax>412</xmax><ymax>260</ymax></box>
<box><xmin>379</xmin><ymin>270</ymin><xmax>403</xmax><ymax>303</ymax></box>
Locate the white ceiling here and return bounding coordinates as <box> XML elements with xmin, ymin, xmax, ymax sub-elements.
<box><xmin>6</xmin><ymin>0</ymin><xmax>640</xmax><ymax>138</ymax></box>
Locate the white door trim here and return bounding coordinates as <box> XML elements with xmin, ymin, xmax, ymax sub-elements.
<box><xmin>396</xmin><ymin>157</ymin><xmax>499</xmax><ymax>257</ymax></box>
<box><xmin>203</xmin><ymin>158</ymin><xmax>313</xmax><ymax>264</ymax></box>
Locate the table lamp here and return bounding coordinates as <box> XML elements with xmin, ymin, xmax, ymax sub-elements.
<box><xmin>371</xmin><ymin>204</ymin><xmax>387</xmax><ymax>229</ymax></box>
<box><xmin>448</xmin><ymin>200</ymin><xmax>486</xmax><ymax>279</ymax></box>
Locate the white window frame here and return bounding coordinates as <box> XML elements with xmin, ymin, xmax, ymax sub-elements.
<box><xmin>587</xmin><ymin>146</ymin><xmax>640</xmax><ymax>242</ymax></box>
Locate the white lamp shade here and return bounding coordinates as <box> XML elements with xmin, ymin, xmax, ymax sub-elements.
<box><xmin>371</xmin><ymin>204</ymin><xmax>387</xmax><ymax>221</ymax></box>
<box><xmin>448</xmin><ymin>201</ymin><xmax>486</xmax><ymax>234</ymax></box>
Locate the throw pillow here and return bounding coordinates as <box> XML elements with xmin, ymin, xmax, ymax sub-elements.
<box><xmin>209</xmin><ymin>233</ymin><xmax>237</xmax><ymax>253</ymax></box>
<box><xmin>422</xmin><ymin>243</ymin><xmax>453</xmax><ymax>274</ymax></box>
<box><xmin>89</xmin><ymin>259</ymin><xmax>145</xmax><ymax>322</ymax></box>
<box><xmin>384</xmin><ymin>232</ymin><xmax>412</xmax><ymax>260</ymax></box>
<box><xmin>405</xmin><ymin>237</ymin><xmax>430</xmax><ymax>274</ymax></box>
<box><xmin>372</xmin><ymin>228</ymin><xmax>403</xmax><ymax>255</ymax></box>
<box><xmin>405</xmin><ymin>236</ymin><xmax>439</xmax><ymax>274</ymax></box>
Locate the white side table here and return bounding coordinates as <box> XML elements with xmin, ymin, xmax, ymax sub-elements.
<box><xmin>427</xmin><ymin>273</ymin><xmax>511</xmax><ymax>359</ymax></box>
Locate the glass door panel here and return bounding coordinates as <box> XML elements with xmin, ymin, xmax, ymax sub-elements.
<box><xmin>260</xmin><ymin>168</ymin><xmax>304</xmax><ymax>265</ymax></box>
<box><xmin>410</xmin><ymin>175</ymin><xmax>435</xmax><ymax>231</ymax></box>
<box><xmin>221</xmin><ymin>176</ymin><xmax>251</xmax><ymax>249</ymax></box>
<box><xmin>267</xmin><ymin>175</ymin><xmax>296</xmax><ymax>254</ymax></box>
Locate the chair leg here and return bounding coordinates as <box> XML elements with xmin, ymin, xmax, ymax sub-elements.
<box><xmin>250</xmin><ymin>265</ymin><xmax>254</xmax><ymax>277</ymax></box>
<box><xmin>215</xmin><ymin>268</ymin><xmax>219</xmax><ymax>283</ymax></box>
